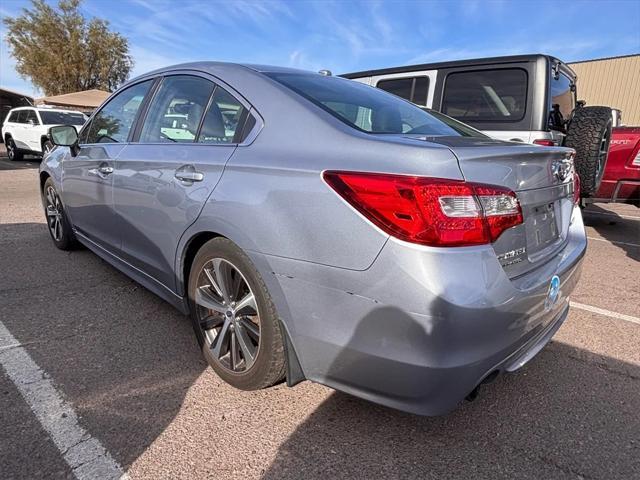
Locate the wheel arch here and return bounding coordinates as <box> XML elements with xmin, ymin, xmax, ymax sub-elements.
<box><xmin>39</xmin><ymin>171</ymin><xmax>51</xmax><ymax>193</ymax></box>
<box><xmin>177</xmin><ymin>228</ymin><xmax>306</xmax><ymax>386</ymax></box>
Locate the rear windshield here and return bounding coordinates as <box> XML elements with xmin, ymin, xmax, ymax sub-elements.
<box><xmin>39</xmin><ymin>111</ymin><xmax>86</xmax><ymax>126</ymax></box>
<box><xmin>267</xmin><ymin>72</ymin><xmax>462</xmax><ymax>136</ymax></box>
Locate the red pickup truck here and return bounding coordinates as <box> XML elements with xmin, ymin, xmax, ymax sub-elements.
<box><xmin>592</xmin><ymin>126</ymin><xmax>640</xmax><ymax>206</ymax></box>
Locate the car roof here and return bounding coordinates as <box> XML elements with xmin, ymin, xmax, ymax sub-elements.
<box><xmin>127</xmin><ymin>61</ymin><xmax>316</xmax><ymax>83</ymax></box>
<box><xmin>9</xmin><ymin>106</ymin><xmax>85</xmax><ymax>114</ymax></box>
<box><xmin>340</xmin><ymin>53</ymin><xmax>574</xmax><ymax>79</ymax></box>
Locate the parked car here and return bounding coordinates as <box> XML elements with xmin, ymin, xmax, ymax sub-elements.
<box><xmin>41</xmin><ymin>63</ymin><xmax>586</xmax><ymax>416</ymax></box>
<box><xmin>591</xmin><ymin>126</ymin><xmax>640</xmax><ymax>205</ymax></box>
<box><xmin>344</xmin><ymin>54</ymin><xmax>613</xmax><ymax>199</ymax></box>
<box><xmin>2</xmin><ymin>106</ymin><xmax>87</xmax><ymax>160</ymax></box>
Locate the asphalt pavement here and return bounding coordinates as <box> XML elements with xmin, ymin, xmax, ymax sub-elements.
<box><xmin>0</xmin><ymin>154</ymin><xmax>638</xmax><ymax>479</ymax></box>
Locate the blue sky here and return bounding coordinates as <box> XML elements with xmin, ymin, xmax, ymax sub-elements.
<box><xmin>1</xmin><ymin>0</ymin><xmax>639</xmax><ymax>96</ymax></box>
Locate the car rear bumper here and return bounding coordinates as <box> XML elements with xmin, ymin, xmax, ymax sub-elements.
<box><xmin>259</xmin><ymin>206</ymin><xmax>587</xmax><ymax>415</ymax></box>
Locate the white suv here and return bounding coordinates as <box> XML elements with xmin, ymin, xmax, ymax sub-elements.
<box><xmin>2</xmin><ymin>107</ymin><xmax>87</xmax><ymax>161</ymax></box>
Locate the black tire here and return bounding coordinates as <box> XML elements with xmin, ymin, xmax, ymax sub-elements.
<box><xmin>188</xmin><ymin>237</ymin><xmax>286</xmax><ymax>390</ymax></box>
<box><xmin>41</xmin><ymin>139</ymin><xmax>54</xmax><ymax>157</ymax></box>
<box><xmin>564</xmin><ymin>106</ymin><xmax>612</xmax><ymax>197</ymax></box>
<box><xmin>42</xmin><ymin>177</ymin><xmax>79</xmax><ymax>250</ymax></box>
<box><xmin>6</xmin><ymin>136</ymin><xmax>23</xmax><ymax>161</ymax></box>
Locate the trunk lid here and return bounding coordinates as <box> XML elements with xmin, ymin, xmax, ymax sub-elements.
<box><xmin>421</xmin><ymin>136</ymin><xmax>576</xmax><ymax>277</ymax></box>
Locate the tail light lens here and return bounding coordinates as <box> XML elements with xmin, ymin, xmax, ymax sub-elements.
<box><xmin>573</xmin><ymin>172</ymin><xmax>581</xmax><ymax>204</ymax></box>
<box><xmin>323</xmin><ymin>171</ymin><xmax>523</xmax><ymax>247</ymax></box>
<box><xmin>533</xmin><ymin>139</ymin><xmax>556</xmax><ymax>146</ymax></box>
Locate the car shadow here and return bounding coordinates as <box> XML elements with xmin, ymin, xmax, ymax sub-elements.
<box><xmin>583</xmin><ymin>203</ymin><xmax>640</xmax><ymax>261</ymax></box>
<box><xmin>263</xmin><ymin>303</ymin><xmax>640</xmax><ymax>480</ymax></box>
<box><xmin>0</xmin><ymin>154</ymin><xmax>41</xmax><ymax>170</ymax></box>
<box><xmin>0</xmin><ymin>222</ymin><xmax>207</xmax><ymax>469</ymax></box>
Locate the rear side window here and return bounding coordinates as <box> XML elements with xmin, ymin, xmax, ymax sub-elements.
<box><xmin>24</xmin><ymin>109</ymin><xmax>39</xmax><ymax>125</ymax></box>
<box><xmin>197</xmin><ymin>86</ymin><xmax>247</xmax><ymax>144</ymax></box>
<box><xmin>549</xmin><ymin>72</ymin><xmax>575</xmax><ymax>129</ymax></box>
<box><xmin>85</xmin><ymin>80</ymin><xmax>153</xmax><ymax>144</ymax></box>
<box><xmin>15</xmin><ymin>110</ymin><xmax>27</xmax><ymax>123</ymax></box>
<box><xmin>140</xmin><ymin>75</ymin><xmax>214</xmax><ymax>143</ymax></box>
<box><xmin>442</xmin><ymin>69</ymin><xmax>528</xmax><ymax>122</ymax></box>
<box><xmin>377</xmin><ymin>77</ymin><xmax>429</xmax><ymax>106</ymax></box>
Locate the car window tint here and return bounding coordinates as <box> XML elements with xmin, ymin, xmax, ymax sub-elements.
<box><xmin>7</xmin><ymin>111</ymin><xmax>18</xmax><ymax>122</ymax></box>
<box><xmin>268</xmin><ymin>72</ymin><xmax>459</xmax><ymax>136</ymax></box>
<box><xmin>377</xmin><ymin>76</ymin><xmax>429</xmax><ymax>106</ymax></box>
<box><xmin>24</xmin><ymin>109</ymin><xmax>39</xmax><ymax>125</ymax></box>
<box><xmin>40</xmin><ymin>111</ymin><xmax>86</xmax><ymax>126</ymax></box>
<box><xmin>442</xmin><ymin>69</ymin><xmax>527</xmax><ymax>122</ymax></box>
<box><xmin>16</xmin><ymin>110</ymin><xmax>27</xmax><ymax>123</ymax></box>
<box><xmin>197</xmin><ymin>86</ymin><xmax>247</xmax><ymax>144</ymax></box>
<box><xmin>140</xmin><ymin>76</ymin><xmax>213</xmax><ymax>143</ymax></box>
<box><xmin>86</xmin><ymin>80</ymin><xmax>153</xmax><ymax>144</ymax></box>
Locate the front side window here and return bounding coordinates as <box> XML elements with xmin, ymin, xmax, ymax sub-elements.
<box><xmin>268</xmin><ymin>73</ymin><xmax>460</xmax><ymax>136</ymax></box>
<box><xmin>197</xmin><ymin>86</ymin><xmax>247</xmax><ymax>144</ymax></box>
<box><xmin>549</xmin><ymin>72</ymin><xmax>575</xmax><ymax>130</ymax></box>
<box><xmin>85</xmin><ymin>80</ymin><xmax>153</xmax><ymax>144</ymax></box>
<box><xmin>377</xmin><ymin>76</ymin><xmax>429</xmax><ymax>106</ymax></box>
<box><xmin>442</xmin><ymin>69</ymin><xmax>528</xmax><ymax>122</ymax></box>
<box><xmin>39</xmin><ymin>110</ymin><xmax>86</xmax><ymax>126</ymax></box>
<box><xmin>140</xmin><ymin>75</ymin><xmax>214</xmax><ymax>143</ymax></box>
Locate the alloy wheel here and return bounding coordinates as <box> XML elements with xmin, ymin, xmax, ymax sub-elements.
<box><xmin>45</xmin><ymin>186</ymin><xmax>64</xmax><ymax>242</ymax></box>
<box><xmin>195</xmin><ymin>258</ymin><xmax>261</xmax><ymax>373</ymax></box>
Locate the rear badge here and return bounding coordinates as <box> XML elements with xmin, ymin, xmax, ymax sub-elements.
<box><xmin>497</xmin><ymin>247</ymin><xmax>526</xmax><ymax>266</ymax></box>
<box><xmin>545</xmin><ymin>275</ymin><xmax>561</xmax><ymax>309</ymax></box>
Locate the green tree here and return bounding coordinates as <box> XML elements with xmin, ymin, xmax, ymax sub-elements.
<box><xmin>3</xmin><ymin>0</ymin><xmax>133</xmax><ymax>95</ymax></box>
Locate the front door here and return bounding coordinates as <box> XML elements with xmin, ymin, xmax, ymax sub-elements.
<box><xmin>113</xmin><ymin>74</ymin><xmax>249</xmax><ymax>290</ymax></box>
<box><xmin>61</xmin><ymin>80</ymin><xmax>154</xmax><ymax>252</ymax></box>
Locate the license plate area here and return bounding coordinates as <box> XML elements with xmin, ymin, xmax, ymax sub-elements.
<box><xmin>525</xmin><ymin>201</ymin><xmax>561</xmax><ymax>258</ymax></box>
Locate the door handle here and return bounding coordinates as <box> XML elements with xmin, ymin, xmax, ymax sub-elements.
<box><xmin>175</xmin><ymin>166</ymin><xmax>204</xmax><ymax>184</ymax></box>
<box><xmin>88</xmin><ymin>164</ymin><xmax>114</xmax><ymax>177</ymax></box>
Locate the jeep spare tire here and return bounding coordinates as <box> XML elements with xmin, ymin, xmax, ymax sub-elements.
<box><xmin>564</xmin><ymin>106</ymin><xmax>612</xmax><ymax>197</ymax></box>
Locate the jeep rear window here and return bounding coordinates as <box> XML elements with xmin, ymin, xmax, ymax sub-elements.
<box><xmin>39</xmin><ymin>111</ymin><xmax>86</xmax><ymax>126</ymax></box>
<box><xmin>441</xmin><ymin>69</ymin><xmax>528</xmax><ymax>122</ymax></box>
<box><xmin>267</xmin><ymin>72</ymin><xmax>460</xmax><ymax>136</ymax></box>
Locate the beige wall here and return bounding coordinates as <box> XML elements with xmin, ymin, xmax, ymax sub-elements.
<box><xmin>569</xmin><ymin>55</ymin><xmax>640</xmax><ymax>126</ymax></box>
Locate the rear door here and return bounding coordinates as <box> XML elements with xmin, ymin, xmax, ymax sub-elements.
<box><xmin>62</xmin><ymin>79</ymin><xmax>154</xmax><ymax>252</ymax></box>
<box><xmin>22</xmin><ymin>109</ymin><xmax>41</xmax><ymax>151</ymax></box>
<box><xmin>112</xmin><ymin>73</ymin><xmax>251</xmax><ymax>290</ymax></box>
<box><xmin>10</xmin><ymin>110</ymin><xmax>29</xmax><ymax>149</ymax></box>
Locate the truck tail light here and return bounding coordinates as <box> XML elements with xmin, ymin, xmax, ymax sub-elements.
<box><xmin>573</xmin><ymin>172</ymin><xmax>581</xmax><ymax>204</ymax></box>
<box><xmin>323</xmin><ymin>171</ymin><xmax>523</xmax><ymax>247</ymax></box>
<box><xmin>533</xmin><ymin>139</ymin><xmax>556</xmax><ymax>146</ymax></box>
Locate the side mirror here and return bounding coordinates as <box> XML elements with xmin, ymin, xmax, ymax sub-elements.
<box><xmin>27</xmin><ymin>119</ymin><xmax>36</xmax><ymax>126</ymax></box>
<box><xmin>49</xmin><ymin>125</ymin><xmax>80</xmax><ymax>156</ymax></box>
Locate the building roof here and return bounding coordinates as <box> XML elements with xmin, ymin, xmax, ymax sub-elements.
<box><xmin>0</xmin><ymin>87</ymin><xmax>34</xmax><ymax>102</ymax></box>
<box><xmin>568</xmin><ymin>53</ymin><xmax>640</xmax><ymax>65</ymax></box>
<box><xmin>35</xmin><ymin>89</ymin><xmax>111</xmax><ymax>108</ymax></box>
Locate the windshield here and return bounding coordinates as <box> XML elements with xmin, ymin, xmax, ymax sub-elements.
<box><xmin>267</xmin><ymin>72</ymin><xmax>462</xmax><ymax>136</ymax></box>
<box><xmin>39</xmin><ymin>111</ymin><xmax>86</xmax><ymax>126</ymax></box>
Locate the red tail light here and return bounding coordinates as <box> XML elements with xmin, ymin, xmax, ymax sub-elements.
<box><xmin>573</xmin><ymin>172</ymin><xmax>581</xmax><ymax>204</ymax></box>
<box><xmin>533</xmin><ymin>139</ymin><xmax>556</xmax><ymax>146</ymax></box>
<box><xmin>323</xmin><ymin>171</ymin><xmax>523</xmax><ymax>247</ymax></box>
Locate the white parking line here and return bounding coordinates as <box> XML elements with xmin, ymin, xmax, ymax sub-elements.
<box><xmin>587</xmin><ymin>236</ymin><xmax>640</xmax><ymax>248</ymax></box>
<box><xmin>0</xmin><ymin>321</ymin><xmax>127</xmax><ymax>480</ymax></box>
<box><xmin>571</xmin><ymin>301</ymin><xmax>640</xmax><ymax>326</ymax></box>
